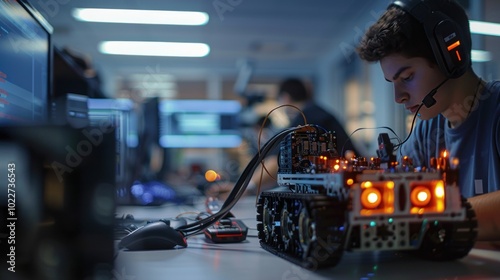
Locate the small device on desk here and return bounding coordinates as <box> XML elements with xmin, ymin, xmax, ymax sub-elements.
<box><xmin>203</xmin><ymin>197</ymin><xmax>248</xmax><ymax>243</ymax></box>
<box><xmin>204</xmin><ymin>218</ymin><xmax>248</xmax><ymax>243</ymax></box>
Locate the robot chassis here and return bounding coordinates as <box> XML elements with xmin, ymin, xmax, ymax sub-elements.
<box><xmin>256</xmin><ymin>125</ymin><xmax>477</xmax><ymax>269</ymax></box>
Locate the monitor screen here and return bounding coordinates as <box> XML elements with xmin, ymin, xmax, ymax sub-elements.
<box><xmin>159</xmin><ymin>99</ymin><xmax>242</xmax><ymax>148</ymax></box>
<box><xmin>0</xmin><ymin>0</ymin><xmax>52</xmax><ymax>125</ymax></box>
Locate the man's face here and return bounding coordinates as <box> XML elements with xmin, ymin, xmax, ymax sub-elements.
<box><xmin>380</xmin><ymin>54</ymin><xmax>448</xmax><ymax>120</ymax></box>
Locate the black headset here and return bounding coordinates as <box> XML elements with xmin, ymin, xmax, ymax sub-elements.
<box><xmin>390</xmin><ymin>0</ymin><xmax>470</xmax><ymax>78</ymax></box>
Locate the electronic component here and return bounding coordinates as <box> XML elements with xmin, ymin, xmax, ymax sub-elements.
<box><xmin>256</xmin><ymin>126</ymin><xmax>477</xmax><ymax>269</ymax></box>
<box><xmin>204</xmin><ymin>219</ymin><xmax>248</xmax><ymax>243</ymax></box>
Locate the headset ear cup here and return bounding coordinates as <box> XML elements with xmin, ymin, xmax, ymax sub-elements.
<box><xmin>432</xmin><ymin>18</ymin><xmax>469</xmax><ymax>78</ymax></box>
<box><xmin>391</xmin><ymin>0</ymin><xmax>470</xmax><ymax>78</ymax></box>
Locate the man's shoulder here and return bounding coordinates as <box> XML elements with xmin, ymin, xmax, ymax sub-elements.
<box><xmin>476</xmin><ymin>81</ymin><xmax>500</xmax><ymax>118</ymax></box>
<box><xmin>482</xmin><ymin>81</ymin><xmax>500</xmax><ymax>103</ymax></box>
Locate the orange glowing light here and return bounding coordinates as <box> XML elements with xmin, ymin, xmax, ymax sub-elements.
<box><xmin>359</xmin><ymin>181</ymin><xmax>395</xmax><ymax>216</ymax></box>
<box><xmin>435</xmin><ymin>182</ymin><xmax>445</xmax><ymax>198</ymax></box>
<box><xmin>346</xmin><ymin>178</ymin><xmax>354</xmax><ymax>186</ymax></box>
<box><xmin>447</xmin><ymin>40</ymin><xmax>460</xmax><ymax>51</ymax></box>
<box><xmin>361</xmin><ymin>181</ymin><xmax>373</xmax><ymax>188</ymax></box>
<box><xmin>410</xmin><ymin>180</ymin><xmax>446</xmax><ymax>214</ymax></box>
<box><xmin>411</xmin><ymin>186</ymin><xmax>431</xmax><ymax>207</ymax></box>
<box><xmin>361</xmin><ymin>188</ymin><xmax>381</xmax><ymax>209</ymax></box>
<box><xmin>456</xmin><ymin>50</ymin><xmax>462</xmax><ymax>61</ymax></box>
<box><xmin>205</xmin><ymin>170</ymin><xmax>219</xmax><ymax>182</ymax></box>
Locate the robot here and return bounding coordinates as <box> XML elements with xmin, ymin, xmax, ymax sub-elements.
<box><xmin>256</xmin><ymin>125</ymin><xmax>477</xmax><ymax>269</ymax></box>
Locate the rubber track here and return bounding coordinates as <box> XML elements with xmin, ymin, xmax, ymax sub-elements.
<box><xmin>256</xmin><ymin>191</ymin><xmax>348</xmax><ymax>269</ymax></box>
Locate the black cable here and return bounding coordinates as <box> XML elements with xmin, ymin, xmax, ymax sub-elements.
<box><xmin>177</xmin><ymin>126</ymin><xmax>302</xmax><ymax>237</ymax></box>
<box><xmin>178</xmin><ymin>129</ymin><xmax>289</xmax><ymax>235</ymax></box>
<box><xmin>393</xmin><ymin>104</ymin><xmax>422</xmax><ymax>149</ymax></box>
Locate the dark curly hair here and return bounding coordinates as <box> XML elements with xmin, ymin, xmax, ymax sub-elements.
<box><xmin>357</xmin><ymin>0</ymin><xmax>471</xmax><ymax>65</ymax></box>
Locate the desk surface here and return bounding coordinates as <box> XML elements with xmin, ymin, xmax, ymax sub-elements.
<box><xmin>114</xmin><ymin>197</ymin><xmax>500</xmax><ymax>280</ymax></box>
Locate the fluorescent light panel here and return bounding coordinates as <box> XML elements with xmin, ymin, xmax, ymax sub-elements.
<box><xmin>99</xmin><ymin>41</ymin><xmax>210</xmax><ymax>57</ymax></box>
<box><xmin>471</xmin><ymin>49</ymin><xmax>492</xmax><ymax>62</ymax></box>
<box><xmin>73</xmin><ymin>8</ymin><xmax>209</xmax><ymax>25</ymax></box>
<box><xmin>470</xmin><ymin>20</ymin><xmax>500</xmax><ymax>37</ymax></box>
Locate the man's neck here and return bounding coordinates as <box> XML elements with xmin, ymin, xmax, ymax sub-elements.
<box><xmin>442</xmin><ymin>72</ymin><xmax>483</xmax><ymax>128</ymax></box>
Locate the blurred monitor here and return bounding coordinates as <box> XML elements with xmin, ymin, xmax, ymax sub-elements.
<box><xmin>0</xmin><ymin>0</ymin><xmax>52</xmax><ymax>125</ymax></box>
<box><xmin>158</xmin><ymin>99</ymin><xmax>242</xmax><ymax>148</ymax></box>
<box><xmin>142</xmin><ymin>97</ymin><xmax>160</xmax><ymax>148</ymax></box>
<box><xmin>87</xmin><ymin>98</ymin><xmax>139</xmax><ymax>201</ymax></box>
<box><xmin>139</xmin><ymin>97</ymin><xmax>165</xmax><ymax>179</ymax></box>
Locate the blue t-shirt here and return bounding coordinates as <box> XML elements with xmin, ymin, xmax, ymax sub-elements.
<box><xmin>400</xmin><ymin>81</ymin><xmax>500</xmax><ymax>198</ymax></box>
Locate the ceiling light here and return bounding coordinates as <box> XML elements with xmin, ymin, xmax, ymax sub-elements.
<box><xmin>470</xmin><ymin>20</ymin><xmax>500</xmax><ymax>37</ymax></box>
<box><xmin>99</xmin><ymin>41</ymin><xmax>210</xmax><ymax>57</ymax></box>
<box><xmin>471</xmin><ymin>49</ymin><xmax>492</xmax><ymax>62</ymax></box>
<box><xmin>73</xmin><ymin>8</ymin><xmax>209</xmax><ymax>26</ymax></box>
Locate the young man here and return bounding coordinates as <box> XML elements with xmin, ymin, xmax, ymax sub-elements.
<box><xmin>357</xmin><ymin>0</ymin><xmax>500</xmax><ymax>241</ymax></box>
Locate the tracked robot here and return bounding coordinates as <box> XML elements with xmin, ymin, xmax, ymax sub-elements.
<box><xmin>256</xmin><ymin>125</ymin><xmax>477</xmax><ymax>269</ymax></box>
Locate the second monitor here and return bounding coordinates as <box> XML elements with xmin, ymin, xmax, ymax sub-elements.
<box><xmin>158</xmin><ymin>99</ymin><xmax>242</xmax><ymax>148</ymax></box>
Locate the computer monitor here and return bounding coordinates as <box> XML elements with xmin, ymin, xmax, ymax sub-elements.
<box><xmin>142</xmin><ymin>97</ymin><xmax>160</xmax><ymax>148</ymax></box>
<box><xmin>158</xmin><ymin>99</ymin><xmax>242</xmax><ymax>148</ymax></box>
<box><xmin>0</xmin><ymin>0</ymin><xmax>52</xmax><ymax>125</ymax></box>
<box><xmin>139</xmin><ymin>97</ymin><xmax>164</xmax><ymax>179</ymax></box>
<box><xmin>87</xmin><ymin>98</ymin><xmax>139</xmax><ymax>202</ymax></box>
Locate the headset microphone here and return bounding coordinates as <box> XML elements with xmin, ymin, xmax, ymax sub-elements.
<box><xmin>421</xmin><ymin>77</ymin><xmax>449</xmax><ymax>108</ymax></box>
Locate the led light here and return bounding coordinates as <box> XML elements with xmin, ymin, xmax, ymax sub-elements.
<box><xmin>362</xmin><ymin>181</ymin><xmax>373</xmax><ymax>188</ymax></box>
<box><xmin>73</xmin><ymin>8</ymin><xmax>209</xmax><ymax>25</ymax></box>
<box><xmin>434</xmin><ymin>182</ymin><xmax>445</xmax><ymax>198</ymax></box>
<box><xmin>361</xmin><ymin>188</ymin><xmax>381</xmax><ymax>209</ymax></box>
<box><xmin>410</xmin><ymin>181</ymin><xmax>445</xmax><ymax>214</ymax></box>
<box><xmin>411</xmin><ymin>186</ymin><xmax>431</xmax><ymax>207</ymax></box>
<box><xmin>99</xmin><ymin>41</ymin><xmax>210</xmax><ymax>57</ymax></box>
<box><xmin>360</xmin><ymin>181</ymin><xmax>394</xmax><ymax>215</ymax></box>
<box><xmin>205</xmin><ymin>170</ymin><xmax>218</xmax><ymax>182</ymax></box>
<box><xmin>447</xmin><ymin>40</ymin><xmax>460</xmax><ymax>51</ymax></box>
<box><xmin>470</xmin><ymin>20</ymin><xmax>500</xmax><ymax>37</ymax></box>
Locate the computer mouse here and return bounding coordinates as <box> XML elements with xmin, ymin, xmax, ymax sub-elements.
<box><xmin>119</xmin><ymin>220</ymin><xmax>187</xmax><ymax>250</ymax></box>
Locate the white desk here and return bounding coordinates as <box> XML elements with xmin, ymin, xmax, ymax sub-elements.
<box><xmin>114</xmin><ymin>197</ymin><xmax>500</xmax><ymax>280</ymax></box>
